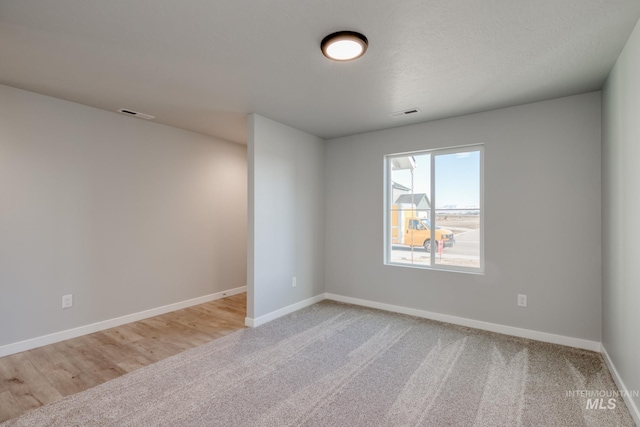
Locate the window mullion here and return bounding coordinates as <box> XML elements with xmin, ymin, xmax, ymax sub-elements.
<box><xmin>430</xmin><ymin>153</ymin><xmax>436</xmax><ymax>265</ymax></box>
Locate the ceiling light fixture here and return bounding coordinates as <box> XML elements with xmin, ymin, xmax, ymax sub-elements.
<box><xmin>321</xmin><ymin>31</ymin><xmax>368</xmax><ymax>61</ymax></box>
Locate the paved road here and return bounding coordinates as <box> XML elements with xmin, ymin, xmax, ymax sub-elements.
<box><xmin>391</xmin><ymin>229</ymin><xmax>480</xmax><ymax>263</ymax></box>
<box><xmin>447</xmin><ymin>229</ymin><xmax>480</xmax><ymax>257</ymax></box>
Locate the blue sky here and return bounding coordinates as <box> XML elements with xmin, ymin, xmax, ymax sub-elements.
<box><xmin>392</xmin><ymin>150</ymin><xmax>480</xmax><ymax>208</ymax></box>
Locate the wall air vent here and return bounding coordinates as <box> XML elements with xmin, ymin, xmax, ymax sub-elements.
<box><xmin>388</xmin><ymin>108</ymin><xmax>421</xmax><ymax>118</ymax></box>
<box><xmin>117</xmin><ymin>108</ymin><xmax>155</xmax><ymax>120</ymax></box>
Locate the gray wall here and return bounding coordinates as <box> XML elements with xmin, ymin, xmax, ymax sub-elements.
<box><xmin>325</xmin><ymin>92</ymin><xmax>602</xmax><ymax>341</ymax></box>
<box><xmin>247</xmin><ymin>114</ymin><xmax>325</xmax><ymax>319</ymax></box>
<box><xmin>0</xmin><ymin>84</ymin><xmax>247</xmax><ymax>347</ymax></box>
<box><xmin>602</xmin><ymin>19</ymin><xmax>640</xmax><ymax>414</ymax></box>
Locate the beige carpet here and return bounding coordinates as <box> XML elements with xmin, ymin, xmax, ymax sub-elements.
<box><xmin>2</xmin><ymin>301</ymin><xmax>635</xmax><ymax>426</ymax></box>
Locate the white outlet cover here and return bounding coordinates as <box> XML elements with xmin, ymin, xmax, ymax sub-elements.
<box><xmin>517</xmin><ymin>294</ymin><xmax>527</xmax><ymax>307</ymax></box>
<box><xmin>62</xmin><ymin>294</ymin><xmax>73</xmax><ymax>308</ymax></box>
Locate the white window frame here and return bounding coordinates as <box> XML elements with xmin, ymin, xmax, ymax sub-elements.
<box><xmin>384</xmin><ymin>144</ymin><xmax>484</xmax><ymax>274</ymax></box>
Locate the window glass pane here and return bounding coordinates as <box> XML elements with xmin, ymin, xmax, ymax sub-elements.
<box><xmin>434</xmin><ymin>150</ymin><xmax>481</xmax><ymax>269</ymax></box>
<box><xmin>389</xmin><ymin>154</ymin><xmax>431</xmax><ymax>266</ymax></box>
<box><xmin>386</xmin><ymin>145</ymin><xmax>483</xmax><ymax>272</ymax></box>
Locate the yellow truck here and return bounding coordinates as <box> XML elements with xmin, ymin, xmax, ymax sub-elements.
<box><xmin>391</xmin><ymin>210</ymin><xmax>455</xmax><ymax>252</ymax></box>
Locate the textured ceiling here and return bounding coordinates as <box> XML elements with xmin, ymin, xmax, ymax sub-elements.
<box><xmin>1</xmin><ymin>1</ymin><xmax>639</xmax><ymax>144</ymax></box>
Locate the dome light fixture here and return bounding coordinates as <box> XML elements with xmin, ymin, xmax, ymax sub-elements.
<box><xmin>321</xmin><ymin>31</ymin><xmax>368</xmax><ymax>61</ymax></box>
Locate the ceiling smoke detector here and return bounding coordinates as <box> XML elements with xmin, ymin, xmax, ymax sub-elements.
<box><xmin>388</xmin><ymin>108</ymin><xmax>421</xmax><ymax>118</ymax></box>
<box><xmin>117</xmin><ymin>108</ymin><xmax>155</xmax><ymax>120</ymax></box>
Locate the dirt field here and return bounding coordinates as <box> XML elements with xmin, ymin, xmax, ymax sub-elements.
<box><xmin>436</xmin><ymin>214</ymin><xmax>480</xmax><ymax>233</ymax></box>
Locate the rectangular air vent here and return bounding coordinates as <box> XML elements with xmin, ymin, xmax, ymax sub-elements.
<box><xmin>388</xmin><ymin>108</ymin><xmax>421</xmax><ymax>118</ymax></box>
<box><xmin>117</xmin><ymin>108</ymin><xmax>155</xmax><ymax>120</ymax></box>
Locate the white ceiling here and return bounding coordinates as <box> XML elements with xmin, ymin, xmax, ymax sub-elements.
<box><xmin>1</xmin><ymin>1</ymin><xmax>639</xmax><ymax>145</ymax></box>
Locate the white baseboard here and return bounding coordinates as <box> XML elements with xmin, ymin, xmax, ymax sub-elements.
<box><xmin>245</xmin><ymin>293</ymin><xmax>325</xmax><ymax>328</ymax></box>
<box><xmin>0</xmin><ymin>286</ymin><xmax>247</xmax><ymax>358</ymax></box>
<box><xmin>601</xmin><ymin>344</ymin><xmax>640</xmax><ymax>426</ymax></box>
<box><xmin>324</xmin><ymin>293</ymin><xmax>602</xmax><ymax>352</ymax></box>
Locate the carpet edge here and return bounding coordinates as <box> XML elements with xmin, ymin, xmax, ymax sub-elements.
<box><xmin>602</xmin><ymin>344</ymin><xmax>640</xmax><ymax>426</ymax></box>
<box><xmin>324</xmin><ymin>293</ymin><xmax>601</xmax><ymax>352</ymax></box>
<box><xmin>245</xmin><ymin>293</ymin><xmax>326</xmax><ymax>327</ymax></box>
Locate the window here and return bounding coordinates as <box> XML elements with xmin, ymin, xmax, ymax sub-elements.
<box><xmin>384</xmin><ymin>145</ymin><xmax>483</xmax><ymax>273</ymax></box>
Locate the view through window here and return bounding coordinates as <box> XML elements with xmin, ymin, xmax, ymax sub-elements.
<box><xmin>385</xmin><ymin>145</ymin><xmax>483</xmax><ymax>272</ymax></box>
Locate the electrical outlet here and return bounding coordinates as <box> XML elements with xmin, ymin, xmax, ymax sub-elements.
<box><xmin>517</xmin><ymin>294</ymin><xmax>527</xmax><ymax>307</ymax></box>
<box><xmin>62</xmin><ymin>294</ymin><xmax>73</xmax><ymax>309</ymax></box>
<box><xmin>292</xmin><ymin>277</ymin><xmax>297</xmax><ymax>287</ymax></box>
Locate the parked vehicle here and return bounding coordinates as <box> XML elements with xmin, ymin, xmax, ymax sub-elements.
<box><xmin>391</xmin><ymin>211</ymin><xmax>455</xmax><ymax>252</ymax></box>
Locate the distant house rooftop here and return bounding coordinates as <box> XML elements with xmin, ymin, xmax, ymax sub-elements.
<box><xmin>392</xmin><ymin>181</ymin><xmax>411</xmax><ymax>191</ymax></box>
<box><xmin>394</xmin><ymin>193</ymin><xmax>431</xmax><ymax>209</ymax></box>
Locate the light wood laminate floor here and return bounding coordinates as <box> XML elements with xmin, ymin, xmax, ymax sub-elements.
<box><xmin>0</xmin><ymin>292</ymin><xmax>246</xmax><ymax>423</ymax></box>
